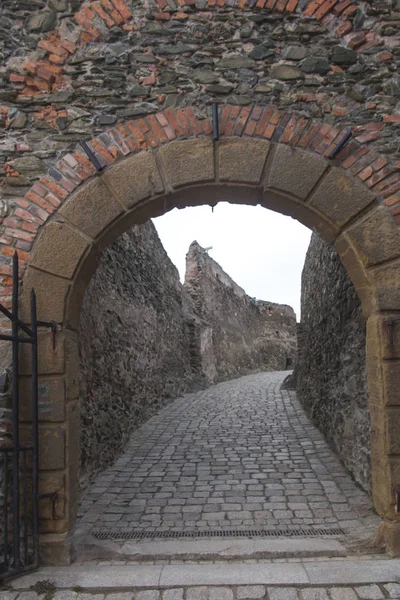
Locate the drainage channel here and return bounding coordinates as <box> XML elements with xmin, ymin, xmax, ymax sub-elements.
<box><xmin>92</xmin><ymin>527</ymin><xmax>345</xmax><ymax>541</ymax></box>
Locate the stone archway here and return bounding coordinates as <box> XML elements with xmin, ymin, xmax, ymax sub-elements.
<box><xmin>5</xmin><ymin>107</ymin><xmax>399</xmax><ymax>560</ymax></box>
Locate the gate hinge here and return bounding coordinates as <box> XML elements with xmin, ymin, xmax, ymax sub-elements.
<box><xmin>37</xmin><ymin>321</ymin><xmax>57</xmax><ymax>350</ymax></box>
<box><xmin>384</xmin><ymin>316</ymin><xmax>400</xmax><ymax>346</ymax></box>
<box><xmin>39</xmin><ymin>492</ymin><xmax>59</xmax><ymax>520</ymax></box>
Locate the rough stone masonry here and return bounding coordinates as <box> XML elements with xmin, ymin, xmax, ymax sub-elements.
<box><xmin>184</xmin><ymin>240</ymin><xmax>297</xmax><ymax>382</ymax></box>
<box><xmin>295</xmin><ymin>233</ymin><xmax>370</xmax><ymax>495</ymax></box>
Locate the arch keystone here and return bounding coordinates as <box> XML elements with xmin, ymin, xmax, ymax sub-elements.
<box><xmin>346</xmin><ymin>205</ymin><xmax>400</xmax><ymax>268</ymax></box>
<box><xmin>31</xmin><ymin>221</ymin><xmax>89</xmax><ymax>280</ymax></box>
<box><xmin>158</xmin><ymin>138</ymin><xmax>214</xmax><ymax>188</ymax></box>
<box><xmin>265</xmin><ymin>144</ymin><xmax>327</xmax><ymax>200</ymax></box>
<box><xmin>309</xmin><ymin>167</ymin><xmax>376</xmax><ymax>227</ymax></box>
<box><xmin>59</xmin><ymin>178</ymin><xmax>123</xmax><ymax>240</ymax></box>
<box><xmin>218</xmin><ymin>138</ymin><xmax>270</xmax><ymax>184</ymax></box>
<box><xmin>103</xmin><ymin>151</ymin><xmax>164</xmax><ymax>209</ymax></box>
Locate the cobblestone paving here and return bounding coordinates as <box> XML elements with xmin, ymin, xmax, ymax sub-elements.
<box><xmin>4</xmin><ymin>583</ymin><xmax>400</xmax><ymax>600</ymax></box>
<box><xmin>77</xmin><ymin>372</ymin><xmax>378</xmax><ymax>537</ymax></box>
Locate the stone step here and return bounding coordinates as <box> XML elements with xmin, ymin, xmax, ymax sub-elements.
<box><xmin>73</xmin><ymin>535</ymin><xmax>348</xmax><ymax>562</ymax></box>
<box><xmin>10</xmin><ymin>557</ymin><xmax>400</xmax><ymax>590</ymax></box>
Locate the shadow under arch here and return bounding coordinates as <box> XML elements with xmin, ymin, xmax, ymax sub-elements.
<box><xmin>18</xmin><ymin>137</ymin><xmax>400</xmax><ymax>560</ymax></box>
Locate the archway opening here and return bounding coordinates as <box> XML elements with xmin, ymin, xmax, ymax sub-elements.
<box><xmin>15</xmin><ymin>138</ymin><xmax>400</xmax><ymax>561</ymax></box>
<box><xmin>72</xmin><ymin>198</ymin><xmax>379</xmax><ymax>562</ymax></box>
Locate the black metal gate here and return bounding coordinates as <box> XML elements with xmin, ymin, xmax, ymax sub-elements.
<box><xmin>0</xmin><ymin>252</ymin><xmax>39</xmax><ymax>580</ymax></box>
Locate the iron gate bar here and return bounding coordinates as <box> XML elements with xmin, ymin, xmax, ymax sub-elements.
<box><xmin>0</xmin><ymin>335</ymin><xmax>34</xmax><ymax>344</ymax></box>
<box><xmin>79</xmin><ymin>140</ymin><xmax>103</xmax><ymax>172</ymax></box>
<box><xmin>11</xmin><ymin>251</ymin><xmax>20</xmax><ymax>568</ymax></box>
<box><xmin>0</xmin><ymin>252</ymin><xmax>45</xmax><ymax>580</ymax></box>
<box><xmin>22</xmin><ymin>449</ymin><xmax>28</xmax><ymax>565</ymax></box>
<box><xmin>31</xmin><ymin>288</ymin><xmax>40</xmax><ymax>565</ymax></box>
<box><xmin>0</xmin><ymin>305</ymin><xmax>33</xmax><ymax>337</ymax></box>
<box><xmin>212</xmin><ymin>102</ymin><xmax>219</xmax><ymax>141</ymax></box>
<box><xmin>328</xmin><ymin>129</ymin><xmax>352</xmax><ymax>160</ymax></box>
<box><xmin>2</xmin><ymin>448</ymin><xmax>9</xmax><ymax>571</ymax></box>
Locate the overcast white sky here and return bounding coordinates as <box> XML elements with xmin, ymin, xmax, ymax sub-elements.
<box><xmin>153</xmin><ymin>203</ymin><xmax>312</xmax><ymax>321</ymax></box>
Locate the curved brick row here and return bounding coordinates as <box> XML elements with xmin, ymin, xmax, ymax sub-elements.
<box><xmin>7</xmin><ymin>0</ymin><xmax>385</xmax><ymax>99</ymax></box>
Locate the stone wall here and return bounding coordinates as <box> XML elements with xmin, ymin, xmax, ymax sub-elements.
<box><xmin>295</xmin><ymin>233</ymin><xmax>371</xmax><ymax>493</ymax></box>
<box><xmin>79</xmin><ymin>229</ymin><xmax>297</xmax><ymax>485</ymax></box>
<box><xmin>78</xmin><ymin>221</ymin><xmax>199</xmax><ymax>486</ymax></box>
<box><xmin>184</xmin><ymin>241</ymin><xmax>297</xmax><ymax>383</ymax></box>
<box><xmin>1</xmin><ymin>0</ymin><xmax>400</xmax><ymax>225</ymax></box>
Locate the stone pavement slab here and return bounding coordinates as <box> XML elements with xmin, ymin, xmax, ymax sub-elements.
<box><xmin>9</xmin><ymin>558</ymin><xmax>400</xmax><ymax>590</ymax></box>
<box><xmin>6</xmin><ymin>561</ymin><xmax>400</xmax><ymax>600</ymax></box>
<box><xmin>268</xmin><ymin>590</ymin><xmax>298</xmax><ymax>600</ymax></box>
<box><xmin>74</xmin><ymin>537</ymin><xmax>347</xmax><ymax>563</ymax></box>
<box><xmin>354</xmin><ymin>585</ymin><xmax>385</xmax><ymax>599</ymax></box>
<box><xmin>236</xmin><ymin>585</ymin><xmax>265</xmax><ymax>599</ymax></box>
<box><xmin>384</xmin><ymin>583</ymin><xmax>400</xmax><ymax>598</ymax></box>
<box><xmin>158</xmin><ymin>563</ymin><xmax>309</xmax><ymax>586</ymax></box>
<box><xmin>304</xmin><ymin>559</ymin><xmax>400</xmax><ymax>585</ymax></box>
<box><xmin>10</xmin><ymin>566</ymin><xmax>163</xmax><ymax>590</ymax></box>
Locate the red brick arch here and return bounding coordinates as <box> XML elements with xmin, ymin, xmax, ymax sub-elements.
<box><xmin>1</xmin><ymin>104</ymin><xmax>400</xmax><ymax>559</ymax></box>
<box><xmin>1</xmin><ymin>103</ymin><xmax>399</xmax><ymax>309</ymax></box>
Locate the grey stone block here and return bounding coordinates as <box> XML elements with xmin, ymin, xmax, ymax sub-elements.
<box><xmin>300</xmin><ymin>590</ymin><xmax>329</xmax><ymax>600</ymax></box>
<box><xmin>208</xmin><ymin>588</ymin><xmax>234</xmax><ymax>600</ymax></box>
<box><xmin>186</xmin><ymin>588</ymin><xmax>209</xmax><ymax>600</ymax></box>
<box><xmin>329</xmin><ymin>589</ymin><xmax>358</xmax><ymax>600</ymax></box>
<box><xmin>267</xmin><ymin>589</ymin><xmax>298</xmax><ymax>600</ymax></box>
<box><xmin>162</xmin><ymin>589</ymin><xmax>184</xmax><ymax>600</ymax></box>
<box><xmin>236</xmin><ymin>585</ymin><xmax>266</xmax><ymax>599</ymax></box>
<box><xmin>354</xmin><ymin>585</ymin><xmax>384</xmax><ymax>600</ymax></box>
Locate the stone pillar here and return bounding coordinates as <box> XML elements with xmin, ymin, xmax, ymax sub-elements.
<box><xmin>366</xmin><ymin>314</ymin><xmax>400</xmax><ymax>556</ymax></box>
<box><xmin>19</xmin><ymin>326</ymin><xmax>79</xmax><ymax>564</ymax></box>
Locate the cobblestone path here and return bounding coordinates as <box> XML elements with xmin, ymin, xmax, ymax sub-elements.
<box><xmin>77</xmin><ymin>371</ymin><xmax>379</xmax><ymax>539</ymax></box>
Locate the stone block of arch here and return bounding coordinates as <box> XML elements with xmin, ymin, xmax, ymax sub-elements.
<box><xmin>265</xmin><ymin>144</ymin><xmax>327</xmax><ymax>201</ymax></box>
<box><xmin>217</xmin><ymin>138</ymin><xmax>271</xmax><ymax>184</ymax></box>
